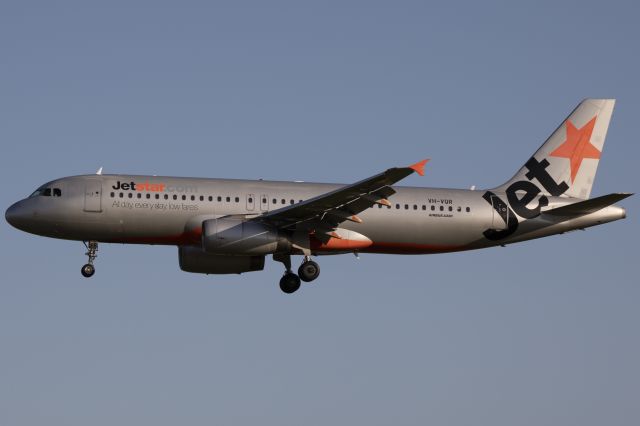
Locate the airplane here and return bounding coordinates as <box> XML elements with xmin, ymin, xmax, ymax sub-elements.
<box><xmin>5</xmin><ymin>99</ymin><xmax>632</xmax><ymax>293</ymax></box>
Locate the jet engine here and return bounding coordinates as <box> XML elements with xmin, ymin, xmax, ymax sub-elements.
<box><xmin>202</xmin><ymin>218</ymin><xmax>288</xmax><ymax>255</ymax></box>
<box><xmin>178</xmin><ymin>246</ymin><xmax>265</xmax><ymax>274</ymax></box>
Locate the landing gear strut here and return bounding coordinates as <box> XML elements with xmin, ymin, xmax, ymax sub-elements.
<box><xmin>81</xmin><ymin>241</ymin><xmax>98</xmax><ymax>278</ymax></box>
<box><xmin>273</xmin><ymin>253</ymin><xmax>301</xmax><ymax>294</ymax></box>
<box><xmin>273</xmin><ymin>254</ymin><xmax>321</xmax><ymax>293</ymax></box>
<box><xmin>298</xmin><ymin>256</ymin><xmax>320</xmax><ymax>282</ymax></box>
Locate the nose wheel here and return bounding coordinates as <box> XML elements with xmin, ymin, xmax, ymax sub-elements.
<box><xmin>81</xmin><ymin>241</ymin><xmax>98</xmax><ymax>278</ymax></box>
<box><xmin>81</xmin><ymin>263</ymin><xmax>95</xmax><ymax>278</ymax></box>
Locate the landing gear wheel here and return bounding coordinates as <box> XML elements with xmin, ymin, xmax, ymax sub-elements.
<box><xmin>298</xmin><ymin>260</ymin><xmax>320</xmax><ymax>282</ymax></box>
<box><xmin>81</xmin><ymin>263</ymin><xmax>95</xmax><ymax>278</ymax></box>
<box><xmin>81</xmin><ymin>241</ymin><xmax>99</xmax><ymax>278</ymax></box>
<box><xmin>279</xmin><ymin>273</ymin><xmax>301</xmax><ymax>294</ymax></box>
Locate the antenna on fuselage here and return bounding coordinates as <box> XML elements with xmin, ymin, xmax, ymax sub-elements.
<box><xmin>96</xmin><ymin>167</ymin><xmax>103</xmax><ymax>175</ymax></box>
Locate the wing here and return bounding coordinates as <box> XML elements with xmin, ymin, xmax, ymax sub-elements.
<box><xmin>256</xmin><ymin>159</ymin><xmax>428</xmax><ymax>238</ymax></box>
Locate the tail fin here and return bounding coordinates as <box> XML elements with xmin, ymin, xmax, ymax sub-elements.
<box><xmin>496</xmin><ymin>99</ymin><xmax>615</xmax><ymax>199</ymax></box>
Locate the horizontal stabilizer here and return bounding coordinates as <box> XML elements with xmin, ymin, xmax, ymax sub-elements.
<box><xmin>543</xmin><ymin>193</ymin><xmax>632</xmax><ymax>217</ymax></box>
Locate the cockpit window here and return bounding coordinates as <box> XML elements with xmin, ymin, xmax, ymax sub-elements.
<box><xmin>29</xmin><ymin>187</ymin><xmax>61</xmax><ymax>197</ymax></box>
<box><xmin>29</xmin><ymin>188</ymin><xmax>47</xmax><ymax>197</ymax></box>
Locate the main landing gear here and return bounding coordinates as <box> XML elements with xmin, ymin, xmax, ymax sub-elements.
<box><xmin>81</xmin><ymin>241</ymin><xmax>98</xmax><ymax>278</ymax></box>
<box><xmin>298</xmin><ymin>258</ymin><xmax>320</xmax><ymax>282</ymax></box>
<box><xmin>274</xmin><ymin>254</ymin><xmax>320</xmax><ymax>294</ymax></box>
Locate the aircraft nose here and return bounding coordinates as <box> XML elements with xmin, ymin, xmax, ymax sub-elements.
<box><xmin>5</xmin><ymin>201</ymin><xmax>27</xmax><ymax>229</ymax></box>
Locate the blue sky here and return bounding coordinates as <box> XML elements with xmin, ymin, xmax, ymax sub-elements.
<box><xmin>1</xmin><ymin>1</ymin><xmax>638</xmax><ymax>425</ymax></box>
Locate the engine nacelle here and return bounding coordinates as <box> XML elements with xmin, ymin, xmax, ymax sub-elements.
<box><xmin>202</xmin><ymin>218</ymin><xmax>287</xmax><ymax>255</ymax></box>
<box><xmin>179</xmin><ymin>246</ymin><xmax>265</xmax><ymax>274</ymax></box>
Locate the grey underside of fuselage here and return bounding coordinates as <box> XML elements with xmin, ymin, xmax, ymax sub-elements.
<box><xmin>27</xmin><ymin>174</ymin><xmax>612</xmax><ymax>255</ymax></box>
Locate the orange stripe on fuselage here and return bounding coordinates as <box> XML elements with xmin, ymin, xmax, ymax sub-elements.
<box><xmin>309</xmin><ymin>235</ymin><xmax>372</xmax><ymax>251</ymax></box>
<box><xmin>106</xmin><ymin>229</ymin><xmax>465</xmax><ymax>255</ymax></box>
<box><xmin>360</xmin><ymin>241</ymin><xmax>466</xmax><ymax>254</ymax></box>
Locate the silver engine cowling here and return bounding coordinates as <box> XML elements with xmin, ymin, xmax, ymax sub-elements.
<box><xmin>179</xmin><ymin>246</ymin><xmax>265</xmax><ymax>274</ymax></box>
<box><xmin>202</xmin><ymin>218</ymin><xmax>288</xmax><ymax>255</ymax></box>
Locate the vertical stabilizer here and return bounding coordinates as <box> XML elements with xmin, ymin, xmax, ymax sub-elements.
<box><xmin>496</xmin><ymin>99</ymin><xmax>615</xmax><ymax>199</ymax></box>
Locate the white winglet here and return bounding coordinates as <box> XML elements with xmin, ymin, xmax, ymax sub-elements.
<box><xmin>96</xmin><ymin>167</ymin><xmax>103</xmax><ymax>175</ymax></box>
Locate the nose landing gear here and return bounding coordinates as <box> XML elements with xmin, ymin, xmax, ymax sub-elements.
<box><xmin>81</xmin><ymin>241</ymin><xmax>98</xmax><ymax>278</ymax></box>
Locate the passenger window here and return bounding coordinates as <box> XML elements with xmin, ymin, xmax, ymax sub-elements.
<box><xmin>457</xmin><ymin>206</ymin><xmax>461</xmax><ymax>212</ymax></box>
<box><xmin>119</xmin><ymin>193</ymin><xmax>124</xmax><ymax>198</ymax></box>
<box><xmin>263</xmin><ymin>198</ymin><xmax>267</xmax><ymax>204</ymax></box>
<box><xmin>110</xmin><ymin>192</ymin><xmax>115</xmax><ymax>198</ymax></box>
<box><xmin>182</xmin><ymin>195</ymin><xmax>186</xmax><ymax>200</ymax></box>
<box><xmin>439</xmin><ymin>205</ymin><xmax>443</xmax><ymax>211</ymax></box>
<box><xmin>155</xmin><ymin>194</ymin><xmax>160</xmax><ymax>199</ymax></box>
<box><xmin>431</xmin><ymin>205</ymin><xmax>435</xmax><ymax>211</ymax></box>
<box><xmin>272</xmin><ymin>198</ymin><xmax>277</xmax><ymax>205</ymax></box>
<box><xmin>128</xmin><ymin>193</ymin><xmax>133</xmax><ymax>198</ymax></box>
<box><xmin>164</xmin><ymin>194</ymin><xmax>168</xmax><ymax>200</ymax></box>
<box><xmin>208</xmin><ymin>196</ymin><xmax>213</xmax><ymax>202</ymax></box>
<box><xmin>191</xmin><ymin>195</ymin><xmax>195</xmax><ymax>201</ymax></box>
<box><xmin>290</xmin><ymin>199</ymin><xmax>294</xmax><ymax>205</ymax></box>
<box><xmin>396</xmin><ymin>204</ymin><xmax>400</xmax><ymax>209</ymax></box>
<box><xmin>226</xmin><ymin>196</ymin><xmax>230</xmax><ymax>202</ymax></box>
<box><xmin>173</xmin><ymin>195</ymin><xmax>177</xmax><ymax>200</ymax></box>
<box><xmin>422</xmin><ymin>205</ymin><xmax>426</xmax><ymax>210</ymax></box>
<box><xmin>137</xmin><ymin>193</ymin><xmax>141</xmax><ymax>199</ymax></box>
<box><xmin>404</xmin><ymin>204</ymin><xmax>409</xmax><ymax>210</ymax></box>
<box><xmin>448</xmin><ymin>206</ymin><xmax>452</xmax><ymax>212</ymax></box>
<box><xmin>281</xmin><ymin>199</ymin><xmax>286</xmax><ymax>204</ymax></box>
<box><xmin>235</xmin><ymin>197</ymin><xmax>239</xmax><ymax>203</ymax></box>
<box><xmin>466</xmin><ymin>207</ymin><xmax>471</xmax><ymax>213</ymax></box>
<box><xmin>146</xmin><ymin>193</ymin><xmax>151</xmax><ymax>199</ymax></box>
<box><xmin>248</xmin><ymin>197</ymin><xmax>253</xmax><ymax>203</ymax></box>
<box><xmin>413</xmin><ymin>205</ymin><xmax>417</xmax><ymax>210</ymax></box>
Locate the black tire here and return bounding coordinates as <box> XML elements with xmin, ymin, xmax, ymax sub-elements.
<box><xmin>81</xmin><ymin>263</ymin><xmax>95</xmax><ymax>278</ymax></box>
<box><xmin>298</xmin><ymin>260</ymin><xmax>320</xmax><ymax>282</ymax></box>
<box><xmin>279</xmin><ymin>273</ymin><xmax>301</xmax><ymax>294</ymax></box>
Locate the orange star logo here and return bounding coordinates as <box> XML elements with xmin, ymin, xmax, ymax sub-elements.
<box><xmin>549</xmin><ymin>116</ymin><xmax>601</xmax><ymax>182</ymax></box>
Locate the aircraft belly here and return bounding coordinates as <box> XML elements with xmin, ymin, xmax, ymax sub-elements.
<box><xmin>341</xmin><ymin>209</ymin><xmax>489</xmax><ymax>254</ymax></box>
<box><xmin>111</xmin><ymin>209</ymin><xmax>201</xmax><ymax>245</ymax></box>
